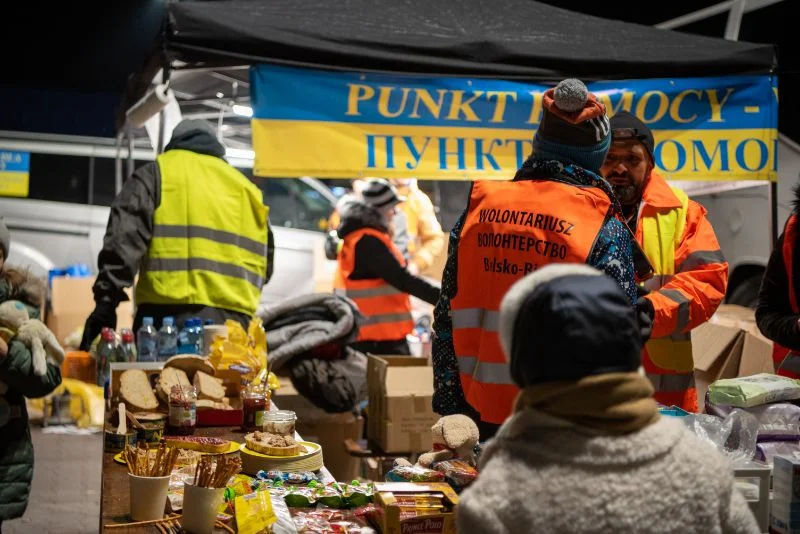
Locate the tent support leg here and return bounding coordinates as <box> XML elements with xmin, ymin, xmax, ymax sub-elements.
<box><xmin>770</xmin><ymin>180</ymin><xmax>779</xmax><ymax>250</ymax></box>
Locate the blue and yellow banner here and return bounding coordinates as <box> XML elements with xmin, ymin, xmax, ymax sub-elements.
<box><xmin>0</xmin><ymin>150</ymin><xmax>30</xmax><ymax>197</ymax></box>
<box><xmin>250</xmin><ymin>64</ymin><xmax>778</xmax><ymax>182</ymax></box>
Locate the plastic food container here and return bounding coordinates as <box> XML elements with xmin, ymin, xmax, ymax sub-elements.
<box><xmin>263</xmin><ymin>410</ymin><xmax>296</xmax><ymax>435</ymax></box>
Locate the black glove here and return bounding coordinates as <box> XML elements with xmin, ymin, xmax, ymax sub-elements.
<box><xmin>324</xmin><ymin>230</ymin><xmax>340</xmax><ymax>260</ymax></box>
<box><xmin>636</xmin><ymin>295</ymin><xmax>656</xmax><ymax>344</ymax></box>
<box><xmin>79</xmin><ymin>302</ymin><xmax>117</xmax><ymax>351</ymax></box>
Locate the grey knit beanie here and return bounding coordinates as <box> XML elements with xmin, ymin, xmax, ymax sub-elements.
<box><xmin>0</xmin><ymin>218</ymin><xmax>9</xmax><ymax>259</ymax></box>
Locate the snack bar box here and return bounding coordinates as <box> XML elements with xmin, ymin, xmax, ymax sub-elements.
<box><xmin>373</xmin><ymin>482</ymin><xmax>459</xmax><ymax>534</ymax></box>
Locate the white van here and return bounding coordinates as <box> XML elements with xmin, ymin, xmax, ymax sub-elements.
<box><xmin>0</xmin><ymin>131</ymin><xmax>336</xmax><ymax>307</ymax></box>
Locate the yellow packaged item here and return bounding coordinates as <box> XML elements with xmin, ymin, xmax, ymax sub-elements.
<box><xmin>208</xmin><ymin>319</ymin><xmax>269</xmax><ymax>383</ymax></box>
<box><xmin>235</xmin><ymin>491</ymin><xmax>276</xmax><ymax>534</ymax></box>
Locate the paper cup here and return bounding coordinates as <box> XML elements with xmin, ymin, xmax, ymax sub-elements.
<box><xmin>202</xmin><ymin>325</ymin><xmax>228</xmax><ymax>355</ymax></box>
<box><xmin>128</xmin><ymin>473</ymin><xmax>170</xmax><ymax>521</ymax></box>
<box><xmin>182</xmin><ymin>483</ymin><xmax>225</xmax><ymax>534</ymax></box>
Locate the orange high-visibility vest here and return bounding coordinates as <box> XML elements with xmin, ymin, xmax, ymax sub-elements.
<box><xmin>450</xmin><ymin>180</ymin><xmax>612</xmax><ymax>424</ymax></box>
<box><xmin>775</xmin><ymin>214</ymin><xmax>800</xmax><ymax>377</ymax></box>
<box><xmin>334</xmin><ymin>228</ymin><xmax>414</xmax><ymax>343</ymax></box>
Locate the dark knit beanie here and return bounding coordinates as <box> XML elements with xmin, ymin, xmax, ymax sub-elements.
<box><xmin>360</xmin><ymin>178</ymin><xmax>405</xmax><ymax>209</ymax></box>
<box><xmin>0</xmin><ymin>219</ymin><xmax>9</xmax><ymax>259</ymax></box>
<box><xmin>610</xmin><ymin>111</ymin><xmax>655</xmax><ymax>161</ymax></box>
<box><xmin>532</xmin><ymin>79</ymin><xmax>611</xmax><ymax>174</ymax></box>
<box><xmin>499</xmin><ymin>264</ymin><xmax>641</xmax><ymax>387</ymax></box>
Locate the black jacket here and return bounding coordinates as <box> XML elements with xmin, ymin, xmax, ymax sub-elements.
<box><xmin>337</xmin><ymin>199</ymin><xmax>440</xmax><ymax>305</ymax></box>
<box><xmin>756</xmin><ymin>186</ymin><xmax>800</xmax><ymax>349</ymax></box>
<box><xmin>92</xmin><ymin>129</ymin><xmax>275</xmax><ymax>310</ymax></box>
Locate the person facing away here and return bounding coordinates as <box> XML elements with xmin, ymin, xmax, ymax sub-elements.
<box><xmin>600</xmin><ymin>111</ymin><xmax>728</xmax><ymax>412</ymax></box>
<box><xmin>432</xmin><ymin>78</ymin><xmax>637</xmax><ymax>439</ymax></box>
<box><xmin>0</xmin><ymin>219</ymin><xmax>62</xmax><ymax>530</ymax></box>
<box><xmin>456</xmin><ymin>263</ymin><xmax>759</xmax><ymax>534</ymax></box>
<box><xmin>757</xmin><ymin>181</ymin><xmax>800</xmax><ymax>376</ymax></box>
<box><xmin>333</xmin><ymin>178</ymin><xmax>440</xmax><ymax>356</ymax></box>
<box><xmin>80</xmin><ymin>119</ymin><xmax>275</xmax><ymax>349</ymax></box>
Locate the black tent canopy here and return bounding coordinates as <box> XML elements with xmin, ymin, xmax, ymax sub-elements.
<box><xmin>121</xmin><ymin>0</ymin><xmax>775</xmax><ymax>127</ymax></box>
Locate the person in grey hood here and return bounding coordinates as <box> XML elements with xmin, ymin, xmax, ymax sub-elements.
<box><xmin>80</xmin><ymin>120</ymin><xmax>275</xmax><ymax>349</ymax></box>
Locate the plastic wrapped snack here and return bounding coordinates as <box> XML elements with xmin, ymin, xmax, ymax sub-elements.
<box><xmin>432</xmin><ymin>459</ymin><xmax>478</xmax><ymax>490</ymax></box>
<box><xmin>708</xmin><ymin>374</ymin><xmax>800</xmax><ymax>408</ymax></box>
<box><xmin>342</xmin><ymin>481</ymin><xmax>374</xmax><ymax>508</ymax></box>
<box><xmin>235</xmin><ymin>491</ymin><xmax>277</xmax><ymax>534</ymax></box>
<box><xmin>386</xmin><ymin>461</ymin><xmax>445</xmax><ymax>483</ymax></box>
<box><xmin>315</xmin><ymin>483</ymin><xmax>346</xmax><ymax>509</ymax></box>
<box><xmin>284</xmin><ymin>486</ymin><xmax>319</xmax><ymax>508</ymax></box>
<box><xmin>257</xmin><ymin>470</ymin><xmax>318</xmax><ymax>484</ymax></box>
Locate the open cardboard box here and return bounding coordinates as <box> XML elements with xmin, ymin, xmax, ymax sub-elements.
<box><xmin>693</xmin><ymin>304</ymin><xmax>775</xmax><ymax>412</ymax></box>
<box><xmin>367</xmin><ymin>355</ymin><xmax>439</xmax><ymax>453</ymax></box>
<box><xmin>372</xmin><ymin>482</ymin><xmax>459</xmax><ymax>534</ymax></box>
<box><xmin>48</xmin><ymin>276</ymin><xmax>133</xmax><ymax>346</ymax></box>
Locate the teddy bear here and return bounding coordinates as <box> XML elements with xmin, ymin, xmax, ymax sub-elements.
<box><xmin>394</xmin><ymin>414</ymin><xmax>480</xmax><ymax>470</ymax></box>
<box><xmin>0</xmin><ymin>300</ymin><xmax>65</xmax><ymax>376</ymax></box>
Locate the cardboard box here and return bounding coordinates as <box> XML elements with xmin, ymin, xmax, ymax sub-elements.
<box><xmin>692</xmin><ymin>305</ymin><xmax>774</xmax><ymax>411</ymax></box>
<box><xmin>47</xmin><ymin>276</ymin><xmax>133</xmax><ymax>345</ymax></box>
<box><xmin>373</xmin><ymin>482</ymin><xmax>459</xmax><ymax>534</ymax></box>
<box><xmin>272</xmin><ymin>381</ymin><xmax>364</xmax><ymax>482</ymax></box>
<box><xmin>367</xmin><ymin>355</ymin><xmax>438</xmax><ymax>453</ymax></box>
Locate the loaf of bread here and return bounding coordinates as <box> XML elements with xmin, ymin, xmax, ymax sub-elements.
<box><xmin>119</xmin><ymin>369</ymin><xmax>158</xmax><ymax>411</ymax></box>
<box><xmin>157</xmin><ymin>367</ymin><xmax>192</xmax><ymax>403</ymax></box>
<box><xmin>163</xmin><ymin>354</ymin><xmax>215</xmax><ymax>382</ymax></box>
<box><xmin>194</xmin><ymin>370</ymin><xmax>226</xmax><ymax>401</ymax></box>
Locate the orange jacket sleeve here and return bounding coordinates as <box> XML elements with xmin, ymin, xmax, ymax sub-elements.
<box><xmin>645</xmin><ymin>200</ymin><xmax>729</xmax><ymax>339</ymax></box>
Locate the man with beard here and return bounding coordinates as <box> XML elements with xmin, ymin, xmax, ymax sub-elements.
<box><xmin>600</xmin><ymin>111</ymin><xmax>728</xmax><ymax>412</ymax></box>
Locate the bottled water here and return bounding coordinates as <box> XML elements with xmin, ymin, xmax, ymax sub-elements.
<box><xmin>157</xmin><ymin>317</ymin><xmax>178</xmax><ymax>361</ymax></box>
<box><xmin>137</xmin><ymin>317</ymin><xmax>158</xmax><ymax>362</ymax></box>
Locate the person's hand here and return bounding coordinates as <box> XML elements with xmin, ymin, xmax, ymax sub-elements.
<box><xmin>0</xmin><ymin>336</ymin><xmax>7</xmax><ymax>361</ymax></box>
<box><xmin>636</xmin><ymin>295</ymin><xmax>655</xmax><ymax>344</ymax></box>
<box><xmin>408</xmin><ymin>262</ymin><xmax>421</xmax><ymax>276</ymax></box>
<box><xmin>79</xmin><ymin>302</ymin><xmax>117</xmax><ymax>351</ymax></box>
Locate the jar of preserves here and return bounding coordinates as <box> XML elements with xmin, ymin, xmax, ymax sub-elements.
<box><xmin>241</xmin><ymin>383</ymin><xmax>270</xmax><ymax>432</ymax></box>
<box><xmin>167</xmin><ymin>385</ymin><xmax>197</xmax><ymax>435</ymax></box>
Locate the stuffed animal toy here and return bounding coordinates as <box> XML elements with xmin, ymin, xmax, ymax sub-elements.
<box><xmin>416</xmin><ymin>414</ymin><xmax>480</xmax><ymax>468</ymax></box>
<box><xmin>0</xmin><ymin>300</ymin><xmax>64</xmax><ymax>376</ymax></box>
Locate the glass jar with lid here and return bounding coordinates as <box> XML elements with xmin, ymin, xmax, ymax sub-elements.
<box><xmin>263</xmin><ymin>410</ymin><xmax>296</xmax><ymax>436</ymax></box>
<box><xmin>167</xmin><ymin>385</ymin><xmax>197</xmax><ymax>435</ymax></box>
<box><xmin>241</xmin><ymin>382</ymin><xmax>270</xmax><ymax>432</ymax></box>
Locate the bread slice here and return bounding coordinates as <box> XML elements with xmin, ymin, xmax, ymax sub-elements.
<box><xmin>162</xmin><ymin>435</ymin><xmax>230</xmax><ymax>454</ymax></box>
<box><xmin>163</xmin><ymin>354</ymin><xmax>215</xmax><ymax>382</ymax></box>
<box><xmin>193</xmin><ymin>370</ymin><xmax>226</xmax><ymax>401</ymax></box>
<box><xmin>157</xmin><ymin>367</ymin><xmax>192</xmax><ymax>403</ymax></box>
<box><xmin>119</xmin><ymin>369</ymin><xmax>158</xmax><ymax>411</ymax></box>
<box><xmin>196</xmin><ymin>399</ymin><xmax>233</xmax><ymax>410</ymax></box>
<box><xmin>245</xmin><ymin>431</ymin><xmax>302</xmax><ymax>456</ymax></box>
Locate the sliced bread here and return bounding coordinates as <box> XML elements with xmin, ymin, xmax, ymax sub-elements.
<box><xmin>119</xmin><ymin>369</ymin><xmax>158</xmax><ymax>412</ymax></box>
<box><xmin>194</xmin><ymin>370</ymin><xmax>226</xmax><ymax>401</ymax></box>
<box><xmin>157</xmin><ymin>367</ymin><xmax>192</xmax><ymax>403</ymax></box>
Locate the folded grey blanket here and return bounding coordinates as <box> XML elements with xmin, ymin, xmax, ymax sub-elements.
<box><xmin>258</xmin><ymin>292</ymin><xmax>361</xmax><ymax>372</ymax></box>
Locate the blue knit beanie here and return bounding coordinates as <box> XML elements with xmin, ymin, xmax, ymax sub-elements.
<box><xmin>532</xmin><ymin>79</ymin><xmax>611</xmax><ymax>174</ymax></box>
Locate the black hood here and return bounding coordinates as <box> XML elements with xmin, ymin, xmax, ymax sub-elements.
<box><xmin>336</xmin><ymin>197</ymin><xmax>389</xmax><ymax>238</ymax></box>
<box><xmin>500</xmin><ymin>267</ymin><xmax>641</xmax><ymax>388</ymax></box>
<box><xmin>164</xmin><ymin>121</ymin><xmax>226</xmax><ymax>159</ymax></box>
<box><xmin>794</xmin><ymin>182</ymin><xmax>800</xmax><ymax>214</ymax></box>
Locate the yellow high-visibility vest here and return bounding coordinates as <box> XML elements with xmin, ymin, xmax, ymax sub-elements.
<box><xmin>641</xmin><ymin>186</ymin><xmax>693</xmax><ymax>373</ymax></box>
<box><xmin>135</xmin><ymin>149</ymin><xmax>268</xmax><ymax>316</ymax></box>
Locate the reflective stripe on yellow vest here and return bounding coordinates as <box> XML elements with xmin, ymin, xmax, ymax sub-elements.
<box><xmin>135</xmin><ymin>150</ymin><xmax>268</xmax><ymax>316</ymax></box>
<box><xmin>333</xmin><ymin>228</ymin><xmax>414</xmax><ymax>342</ymax></box>
<box><xmin>640</xmin><ymin>186</ymin><xmax>694</xmax><ymax>376</ymax></box>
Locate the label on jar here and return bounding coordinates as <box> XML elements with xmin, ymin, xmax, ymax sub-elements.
<box><xmin>254</xmin><ymin>409</ymin><xmax>265</xmax><ymax>428</ymax></box>
<box><xmin>169</xmin><ymin>404</ymin><xmax>196</xmax><ymax>427</ymax></box>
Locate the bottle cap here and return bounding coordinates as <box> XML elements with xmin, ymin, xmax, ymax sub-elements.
<box><xmin>163</xmin><ymin>317</ymin><xmax>174</xmax><ymax>327</ymax></box>
<box><xmin>143</xmin><ymin>317</ymin><xmax>154</xmax><ymax>326</ymax></box>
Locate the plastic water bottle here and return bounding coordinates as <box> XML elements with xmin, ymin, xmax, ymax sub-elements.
<box><xmin>157</xmin><ymin>317</ymin><xmax>178</xmax><ymax>361</ymax></box>
<box><xmin>192</xmin><ymin>319</ymin><xmax>204</xmax><ymax>355</ymax></box>
<box><xmin>137</xmin><ymin>317</ymin><xmax>158</xmax><ymax>362</ymax></box>
<box><xmin>96</xmin><ymin>327</ymin><xmax>117</xmax><ymax>396</ymax></box>
<box><xmin>117</xmin><ymin>328</ymin><xmax>137</xmax><ymax>362</ymax></box>
<box><xmin>177</xmin><ymin>318</ymin><xmax>202</xmax><ymax>354</ymax></box>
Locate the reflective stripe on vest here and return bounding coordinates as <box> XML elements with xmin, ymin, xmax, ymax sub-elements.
<box><xmin>135</xmin><ymin>150</ymin><xmax>268</xmax><ymax>316</ymax></box>
<box><xmin>640</xmin><ymin>187</ymin><xmax>696</xmax><ymax>380</ymax></box>
<box><xmin>334</xmin><ymin>228</ymin><xmax>413</xmax><ymax>342</ymax></box>
<box><xmin>451</xmin><ymin>179</ymin><xmax>612</xmax><ymax>425</ymax></box>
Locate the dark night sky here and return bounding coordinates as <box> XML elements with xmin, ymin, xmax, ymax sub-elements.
<box><xmin>0</xmin><ymin>1</ymin><xmax>794</xmax><ymax>140</ymax></box>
